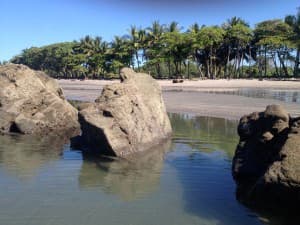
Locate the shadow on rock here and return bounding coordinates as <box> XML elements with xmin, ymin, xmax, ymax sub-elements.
<box><xmin>232</xmin><ymin>105</ymin><xmax>300</xmax><ymax>218</ymax></box>
<box><xmin>78</xmin><ymin>139</ymin><xmax>172</xmax><ymax>201</ymax></box>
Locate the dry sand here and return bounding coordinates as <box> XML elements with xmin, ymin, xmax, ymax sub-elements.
<box><xmin>58</xmin><ymin>79</ymin><xmax>300</xmax><ymax>120</ymax></box>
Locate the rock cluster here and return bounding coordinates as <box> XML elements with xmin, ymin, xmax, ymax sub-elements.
<box><xmin>72</xmin><ymin>68</ymin><xmax>172</xmax><ymax>157</ymax></box>
<box><xmin>232</xmin><ymin>104</ymin><xmax>300</xmax><ymax>206</ymax></box>
<box><xmin>0</xmin><ymin>64</ymin><xmax>80</xmax><ymax>137</ymax></box>
<box><xmin>0</xmin><ymin>65</ymin><xmax>172</xmax><ymax>158</ymax></box>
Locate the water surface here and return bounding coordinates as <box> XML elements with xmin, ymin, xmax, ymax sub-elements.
<box><xmin>205</xmin><ymin>88</ymin><xmax>300</xmax><ymax>103</ymax></box>
<box><xmin>0</xmin><ymin>114</ymin><xmax>294</xmax><ymax>225</ymax></box>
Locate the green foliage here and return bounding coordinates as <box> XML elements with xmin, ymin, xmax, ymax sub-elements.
<box><xmin>197</xmin><ymin>26</ymin><xmax>225</xmax><ymax>48</ymax></box>
<box><xmin>8</xmin><ymin>7</ymin><xmax>300</xmax><ymax>78</ymax></box>
<box><xmin>254</xmin><ymin>19</ymin><xmax>292</xmax><ymax>47</ymax></box>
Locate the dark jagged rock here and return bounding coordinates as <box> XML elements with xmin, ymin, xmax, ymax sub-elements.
<box><xmin>0</xmin><ymin>64</ymin><xmax>80</xmax><ymax>137</ymax></box>
<box><xmin>72</xmin><ymin>68</ymin><xmax>172</xmax><ymax>157</ymax></box>
<box><xmin>232</xmin><ymin>104</ymin><xmax>300</xmax><ymax>208</ymax></box>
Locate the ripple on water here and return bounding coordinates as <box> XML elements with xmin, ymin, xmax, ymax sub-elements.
<box><xmin>0</xmin><ymin>114</ymin><xmax>296</xmax><ymax>225</ymax></box>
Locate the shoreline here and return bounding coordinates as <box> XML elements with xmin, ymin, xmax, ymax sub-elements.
<box><xmin>58</xmin><ymin>79</ymin><xmax>300</xmax><ymax>120</ymax></box>
<box><xmin>58</xmin><ymin>78</ymin><xmax>300</xmax><ymax>89</ymax></box>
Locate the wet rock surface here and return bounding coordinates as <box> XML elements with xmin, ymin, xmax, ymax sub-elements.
<box><xmin>232</xmin><ymin>104</ymin><xmax>300</xmax><ymax>208</ymax></box>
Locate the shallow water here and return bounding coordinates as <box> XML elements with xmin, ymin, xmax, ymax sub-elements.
<box><xmin>0</xmin><ymin>114</ymin><xmax>295</xmax><ymax>225</ymax></box>
<box><xmin>205</xmin><ymin>88</ymin><xmax>300</xmax><ymax>103</ymax></box>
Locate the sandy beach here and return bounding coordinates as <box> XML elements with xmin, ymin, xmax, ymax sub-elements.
<box><xmin>58</xmin><ymin>79</ymin><xmax>300</xmax><ymax>120</ymax></box>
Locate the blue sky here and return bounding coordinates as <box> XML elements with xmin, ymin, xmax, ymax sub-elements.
<box><xmin>0</xmin><ymin>0</ymin><xmax>299</xmax><ymax>61</ymax></box>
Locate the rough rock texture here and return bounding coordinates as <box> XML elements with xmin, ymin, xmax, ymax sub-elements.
<box><xmin>0</xmin><ymin>64</ymin><xmax>79</xmax><ymax>136</ymax></box>
<box><xmin>232</xmin><ymin>104</ymin><xmax>300</xmax><ymax>206</ymax></box>
<box><xmin>72</xmin><ymin>68</ymin><xmax>172</xmax><ymax>157</ymax></box>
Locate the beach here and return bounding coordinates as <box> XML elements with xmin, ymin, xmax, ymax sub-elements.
<box><xmin>58</xmin><ymin>79</ymin><xmax>300</xmax><ymax>120</ymax></box>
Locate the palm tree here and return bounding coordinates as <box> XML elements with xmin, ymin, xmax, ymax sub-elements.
<box><xmin>78</xmin><ymin>35</ymin><xmax>99</xmax><ymax>57</ymax></box>
<box><xmin>74</xmin><ymin>35</ymin><xmax>104</xmax><ymax>77</ymax></box>
<box><xmin>138</xmin><ymin>29</ymin><xmax>147</xmax><ymax>67</ymax></box>
<box><xmin>222</xmin><ymin>17</ymin><xmax>252</xmax><ymax>78</ymax></box>
<box><xmin>254</xmin><ymin>19</ymin><xmax>293</xmax><ymax>77</ymax></box>
<box><xmin>197</xmin><ymin>26</ymin><xmax>225</xmax><ymax>78</ymax></box>
<box><xmin>188</xmin><ymin>23</ymin><xmax>200</xmax><ymax>34</ymax></box>
<box><xmin>110</xmin><ymin>36</ymin><xmax>132</xmax><ymax>73</ymax></box>
<box><xmin>167</xmin><ymin>21</ymin><xmax>181</xmax><ymax>33</ymax></box>
<box><xmin>128</xmin><ymin>26</ymin><xmax>139</xmax><ymax>70</ymax></box>
<box><xmin>145</xmin><ymin>21</ymin><xmax>165</xmax><ymax>77</ymax></box>
<box><xmin>285</xmin><ymin>8</ymin><xmax>300</xmax><ymax>76</ymax></box>
<box><xmin>164</xmin><ymin>21</ymin><xmax>181</xmax><ymax>77</ymax></box>
<box><xmin>188</xmin><ymin>23</ymin><xmax>206</xmax><ymax>77</ymax></box>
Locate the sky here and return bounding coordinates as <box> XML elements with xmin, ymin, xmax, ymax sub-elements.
<box><xmin>0</xmin><ymin>0</ymin><xmax>299</xmax><ymax>61</ymax></box>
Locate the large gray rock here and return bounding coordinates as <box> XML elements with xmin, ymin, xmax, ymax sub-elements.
<box><xmin>232</xmin><ymin>104</ymin><xmax>300</xmax><ymax>206</ymax></box>
<box><xmin>73</xmin><ymin>68</ymin><xmax>172</xmax><ymax>157</ymax></box>
<box><xmin>0</xmin><ymin>64</ymin><xmax>80</xmax><ymax>137</ymax></box>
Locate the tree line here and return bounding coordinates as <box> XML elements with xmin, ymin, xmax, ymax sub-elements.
<box><xmin>9</xmin><ymin>8</ymin><xmax>300</xmax><ymax>79</ymax></box>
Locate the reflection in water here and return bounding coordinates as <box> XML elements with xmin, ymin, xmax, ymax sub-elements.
<box><xmin>237</xmin><ymin>199</ymin><xmax>300</xmax><ymax>225</ymax></box>
<box><xmin>169</xmin><ymin>114</ymin><xmax>260</xmax><ymax>225</ymax></box>
<box><xmin>206</xmin><ymin>88</ymin><xmax>300</xmax><ymax>103</ymax></box>
<box><xmin>79</xmin><ymin>139</ymin><xmax>172</xmax><ymax>201</ymax></box>
<box><xmin>0</xmin><ymin>135</ymin><xmax>65</xmax><ymax>179</ymax></box>
<box><xmin>0</xmin><ymin>114</ymin><xmax>296</xmax><ymax>225</ymax></box>
<box><xmin>170</xmin><ymin>113</ymin><xmax>238</xmax><ymax>157</ymax></box>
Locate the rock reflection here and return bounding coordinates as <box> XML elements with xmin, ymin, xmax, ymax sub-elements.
<box><xmin>208</xmin><ymin>88</ymin><xmax>300</xmax><ymax>103</ymax></box>
<box><xmin>237</xmin><ymin>197</ymin><xmax>300</xmax><ymax>225</ymax></box>
<box><xmin>79</xmin><ymin>139</ymin><xmax>172</xmax><ymax>201</ymax></box>
<box><xmin>170</xmin><ymin>113</ymin><xmax>238</xmax><ymax>157</ymax></box>
<box><xmin>0</xmin><ymin>135</ymin><xmax>65</xmax><ymax>179</ymax></box>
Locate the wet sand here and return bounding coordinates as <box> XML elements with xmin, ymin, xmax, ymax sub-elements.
<box><xmin>58</xmin><ymin>79</ymin><xmax>300</xmax><ymax>120</ymax></box>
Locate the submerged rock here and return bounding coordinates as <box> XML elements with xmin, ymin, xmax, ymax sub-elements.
<box><xmin>72</xmin><ymin>68</ymin><xmax>172</xmax><ymax>157</ymax></box>
<box><xmin>232</xmin><ymin>104</ymin><xmax>300</xmax><ymax>207</ymax></box>
<box><xmin>0</xmin><ymin>64</ymin><xmax>80</xmax><ymax>137</ymax></box>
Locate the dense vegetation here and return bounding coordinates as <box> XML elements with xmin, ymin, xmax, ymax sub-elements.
<box><xmin>9</xmin><ymin>8</ymin><xmax>300</xmax><ymax>79</ymax></box>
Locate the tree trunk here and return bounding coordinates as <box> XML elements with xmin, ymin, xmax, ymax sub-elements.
<box><xmin>187</xmin><ymin>61</ymin><xmax>190</xmax><ymax>79</ymax></box>
<box><xmin>156</xmin><ymin>63</ymin><xmax>161</xmax><ymax>78</ymax></box>
<box><xmin>135</xmin><ymin>51</ymin><xmax>140</xmax><ymax>71</ymax></box>
<box><xmin>236</xmin><ymin>51</ymin><xmax>242</xmax><ymax>78</ymax></box>
<box><xmin>214</xmin><ymin>60</ymin><xmax>217</xmax><ymax>79</ymax></box>
<box><xmin>206</xmin><ymin>60</ymin><xmax>210</xmax><ymax>78</ymax></box>
<box><xmin>271</xmin><ymin>52</ymin><xmax>279</xmax><ymax>77</ymax></box>
<box><xmin>198</xmin><ymin>64</ymin><xmax>204</xmax><ymax>78</ymax></box>
<box><xmin>168</xmin><ymin>60</ymin><xmax>171</xmax><ymax>78</ymax></box>
<box><xmin>294</xmin><ymin>48</ymin><xmax>300</xmax><ymax>77</ymax></box>
<box><xmin>277</xmin><ymin>51</ymin><xmax>289</xmax><ymax>77</ymax></box>
<box><xmin>174</xmin><ymin>61</ymin><xmax>179</xmax><ymax>78</ymax></box>
<box><xmin>240</xmin><ymin>53</ymin><xmax>244</xmax><ymax>78</ymax></box>
<box><xmin>232</xmin><ymin>54</ymin><xmax>237</xmax><ymax>78</ymax></box>
<box><xmin>226</xmin><ymin>47</ymin><xmax>231</xmax><ymax>78</ymax></box>
<box><xmin>217</xmin><ymin>66</ymin><xmax>222</xmax><ymax>78</ymax></box>
<box><xmin>264</xmin><ymin>47</ymin><xmax>267</xmax><ymax>77</ymax></box>
<box><xmin>179</xmin><ymin>62</ymin><xmax>182</xmax><ymax>77</ymax></box>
